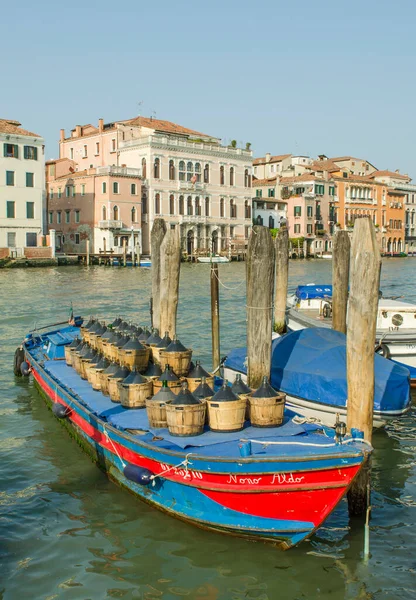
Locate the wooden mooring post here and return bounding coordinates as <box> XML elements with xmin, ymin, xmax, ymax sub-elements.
<box><xmin>123</xmin><ymin>238</ymin><xmax>127</xmax><ymax>267</ymax></box>
<box><xmin>151</xmin><ymin>219</ymin><xmax>167</xmax><ymax>331</ymax></box>
<box><xmin>346</xmin><ymin>217</ymin><xmax>381</xmax><ymax>516</ymax></box>
<box><xmin>159</xmin><ymin>227</ymin><xmax>181</xmax><ymax>338</ymax></box>
<box><xmin>246</xmin><ymin>226</ymin><xmax>275</xmax><ymax>389</ymax></box>
<box><xmin>274</xmin><ymin>227</ymin><xmax>289</xmax><ymax>334</ymax></box>
<box><xmin>210</xmin><ymin>263</ymin><xmax>220</xmax><ymax>372</ymax></box>
<box><xmin>332</xmin><ymin>230</ymin><xmax>350</xmax><ymax>334</ymax></box>
<box><xmin>86</xmin><ymin>239</ymin><xmax>90</xmax><ymax>266</ymax></box>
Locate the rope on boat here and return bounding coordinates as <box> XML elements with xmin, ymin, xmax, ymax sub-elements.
<box><xmin>241</xmin><ymin>438</ymin><xmax>373</xmax><ymax>449</ymax></box>
<box><xmin>103</xmin><ymin>427</ymin><xmax>126</xmax><ymax>468</ymax></box>
<box><xmin>149</xmin><ymin>453</ymin><xmax>194</xmax><ymax>481</ymax></box>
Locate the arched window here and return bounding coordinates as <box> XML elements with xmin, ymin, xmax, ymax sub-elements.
<box><xmin>195</xmin><ymin>163</ymin><xmax>201</xmax><ymax>182</ymax></box>
<box><xmin>204</xmin><ymin>164</ymin><xmax>209</xmax><ymax>183</ymax></box>
<box><xmin>179</xmin><ymin>161</ymin><xmax>185</xmax><ymax>181</ymax></box>
<box><xmin>102</xmin><ymin>205</ymin><xmax>107</xmax><ymax>220</ymax></box>
<box><xmin>220</xmin><ymin>166</ymin><xmax>225</xmax><ymax>185</ymax></box>
<box><xmin>179</xmin><ymin>195</ymin><xmax>184</xmax><ymax>215</ymax></box>
<box><xmin>195</xmin><ymin>196</ymin><xmax>201</xmax><ymax>216</ymax></box>
<box><xmin>142</xmin><ymin>158</ymin><xmax>146</xmax><ymax>178</ymax></box>
<box><xmin>155</xmin><ymin>193</ymin><xmax>160</xmax><ymax>214</ymax></box>
<box><xmin>220</xmin><ymin>198</ymin><xmax>224</xmax><ymax>217</ymax></box>
<box><xmin>113</xmin><ymin>205</ymin><xmax>119</xmax><ymax>220</ymax></box>
<box><xmin>131</xmin><ymin>207</ymin><xmax>137</xmax><ymax>223</ymax></box>
<box><xmin>230</xmin><ymin>167</ymin><xmax>234</xmax><ymax>186</ymax></box>
<box><xmin>169</xmin><ymin>160</ymin><xmax>175</xmax><ymax>181</ymax></box>
<box><xmin>154</xmin><ymin>158</ymin><xmax>160</xmax><ymax>179</ymax></box>
<box><xmin>187</xmin><ymin>162</ymin><xmax>193</xmax><ymax>181</ymax></box>
<box><xmin>169</xmin><ymin>194</ymin><xmax>175</xmax><ymax>215</ymax></box>
<box><xmin>269</xmin><ymin>215</ymin><xmax>275</xmax><ymax>229</ymax></box>
<box><xmin>230</xmin><ymin>199</ymin><xmax>237</xmax><ymax>218</ymax></box>
<box><xmin>187</xmin><ymin>196</ymin><xmax>193</xmax><ymax>216</ymax></box>
<box><xmin>244</xmin><ymin>169</ymin><xmax>250</xmax><ymax>187</ymax></box>
<box><xmin>245</xmin><ymin>200</ymin><xmax>251</xmax><ymax>219</ymax></box>
<box><xmin>142</xmin><ymin>193</ymin><xmax>147</xmax><ymax>214</ymax></box>
<box><xmin>205</xmin><ymin>197</ymin><xmax>210</xmax><ymax>216</ymax></box>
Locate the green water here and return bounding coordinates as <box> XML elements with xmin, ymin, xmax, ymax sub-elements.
<box><xmin>0</xmin><ymin>261</ymin><xmax>415</xmax><ymax>600</ymax></box>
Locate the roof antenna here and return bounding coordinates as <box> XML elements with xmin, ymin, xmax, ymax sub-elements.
<box><xmin>137</xmin><ymin>100</ymin><xmax>143</xmax><ymax>119</ymax></box>
<box><xmin>150</xmin><ymin>110</ymin><xmax>156</xmax><ymax>122</ymax></box>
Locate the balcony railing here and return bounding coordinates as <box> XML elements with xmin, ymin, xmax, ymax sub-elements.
<box><xmin>99</xmin><ymin>220</ymin><xmax>123</xmax><ymax>229</ymax></box>
<box><xmin>177</xmin><ymin>181</ymin><xmax>206</xmax><ymax>191</ymax></box>
<box><xmin>96</xmin><ymin>166</ymin><xmax>141</xmax><ymax>177</ymax></box>
<box><xmin>180</xmin><ymin>214</ymin><xmax>207</xmax><ymax>224</ymax></box>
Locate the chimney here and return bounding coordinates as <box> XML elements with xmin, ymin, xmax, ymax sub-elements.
<box><xmin>265</xmin><ymin>153</ymin><xmax>271</xmax><ymax>163</ymax></box>
<box><xmin>60</xmin><ymin>129</ymin><xmax>65</xmax><ymax>142</ymax></box>
<box><xmin>395</xmin><ymin>169</ymin><xmax>400</xmax><ymax>173</ymax></box>
<box><xmin>75</xmin><ymin>125</ymin><xmax>82</xmax><ymax>137</ymax></box>
<box><xmin>98</xmin><ymin>118</ymin><xmax>104</xmax><ymax>132</ymax></box>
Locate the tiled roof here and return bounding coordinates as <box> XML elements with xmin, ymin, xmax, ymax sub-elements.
<box><xmin>123</xmin><ymin>116</ymin><xmax>215</xmax><ymax>138</ymax></box>
<box><xmin>280</xmin><ymin>174</ymin><xmax>321</xmax><ymax>184</ymax></box>
<box><xmin>0</xmin><ymin>118</ymin><xmax>41</xmax><ymax>138</ymax></box>
<box><xmin>46</xmin><ymin>157</ymin><xmax>75</xmax><ymax>165</ymax></box>
<box><xmin>252</xmin><ymin>177</ymin><xmax>277</xmax><ymax>186</ymax></box>
<box><xmin>306</xmin><ymin>159</ymin><xmax>342</xmax><ymax>173</ymax></box>
<box><xmin>369</xmin><ymin>170</ymin><xmax>410</xmax><ymax>181</ymax></box>
<box><xmin>332</xmin><ymin>174</ymin><xmax>374</xmax><ymax>183</ymax></box>
<box><xmin>253</xmin><ymin>154</ymin><xmax>291</xmax><ymax>166</ymax></box>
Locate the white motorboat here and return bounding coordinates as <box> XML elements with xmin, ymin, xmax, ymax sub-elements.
<box><xmin>197</xmin><ymin>256</ymin><xmax>230</xmax><ymax>264</ymax></box>
<box><xmin>287</xmin><ymin>284</ymin><xmax>416</xmax><ymax>384</ymax></box>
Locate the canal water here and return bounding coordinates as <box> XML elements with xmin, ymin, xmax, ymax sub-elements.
<box><xmin>0</xmin><ymin>260</ymin><xmax>415</xmax><ymax>600</ymax></box>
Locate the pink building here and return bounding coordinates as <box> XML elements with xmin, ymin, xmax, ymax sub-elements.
<box><xmin>46</xmin><ymin>158</ymin><xmax>142</xmax><ymax>254</ymax></box>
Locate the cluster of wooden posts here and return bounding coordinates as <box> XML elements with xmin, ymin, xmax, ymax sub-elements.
<box><xmin>151</xmin><ymin>217</ymin><xmax>379</xmax><ymax>516</ymax></box>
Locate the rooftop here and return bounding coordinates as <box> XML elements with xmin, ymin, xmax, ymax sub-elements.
<box><xmin>0</xmin><ymin>118</ymin><xmax>41</xmax><ymax>138</ymax></box>
<box><xmin>253</xmin><ymin>154</ymin><xmax>291</xmax><ymax>166</ymax></box>
<box><xmin>369</xmin><ymin>170</ymin><xmax>411</xmax><ymax>181</ymax></box>
<box><xmin>252</xmin><ymin>177</ymin><xmax>277</xmax><ymax>186</ymax></box>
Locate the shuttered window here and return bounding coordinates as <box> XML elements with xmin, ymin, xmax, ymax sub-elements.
<box><xmin>24</xmin><ymin>146</ymin><xmax>38</xmax><ymax>160</ymax></box>
<box><xmin>4</xmin><ymin>143</ymin><xmax>18</xmax><ymax>158</ymax></box>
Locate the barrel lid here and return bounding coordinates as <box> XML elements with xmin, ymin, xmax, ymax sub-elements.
<box><xmin>231</xmin><ymin>374</ymin><xmax>251</xmax><ymax>395</ymax></box>
<box><xmin>138</xmin><ymin>328</ymin><xmax>150</xmax><ymax>342</ymax></box>
<box><xmin>144</xmin><ymin>362</ymin><xmax>162</xmax><ymax>377</ymax></box>
<box><xmin>69</xmin><ymin>337</ymin><xmax>80</xmax><ymax>348</ymax></box>
<box><xmin>80</xmin><ymin>343</ymin><xmax>91</xmax><ymax>357</ymax></box>
<box><xmin>122</xmin><ymin>336</ymin><xmax>145</xmax><ymax>351</ymax></box>
<box><xmin>193</xmin><ymin>379</ymin><xmax>214</xmax><ymax>399</ymax></box>
<box><xmin>95</xmin><ymin>323</ymin><xmax>107</xmax><ymax>337</ymax></box>
<box><xmin>103</xmin><ymin>361</ymin><xmax>119</xmax><ymax>375</ymax></box>
<box><xmin>155</xmin><ymin>331</ymin><xmax>172</xmax><ymax>349</ymax></box>
<box><xmin>212</xmin><ymin>381</ymin><xmax>238</xmax><ymax>402</ymax></box>
<box><xmin>151</xmin><ymin>384</ymin><xmax>176</xmax><ymax>403</ymax></box>
<box><xmin>112</xmin><ymin>366</ymin><xmax>131</xmax><ymax>380</ymax></box>
<box><xmin>115</xmin><ymin>334</ymin><xmax>130</xmax><ymax>348</ymax></box>
<box><xmin>134</xmin><ymin>325</ymin><xmax>144</xmax><ymax>336</ymax></box>
<box><xmin>83</xmin><ymin>347</ymin><xmax>97</xmax><ymax>360</ymax></box>
<box><xmin>171</xmin><ymin>383</ymin><xmax>200</xmax><ymax>405</ymax></box>
<box><xmin>146</xmin><ymin>328</ymin><xmax>163</xmax><ymax>346</ymax></box>
<box><xmin>159</xmin><ymin>365</ymin><xmax>179</xmax><ymax>382</ymax></box>
<box><xmin>187</xmin><ymin>360</ymin><xmax>210</xmax><ymax>379</ymax></box>
<box><xmin>106</xmin><ymin>330</ymin><xmax>119</xmax><ymax>344</ymax></box>
<box><xmin>164</xmin><ymin>336</ymin><xmax>188</xmax><ymax>353</ymax></box>
<box><xmin>84</xmin><ymin>317</ymin><xmax>95</xmax><ymax>330</ymax></box>
<box><xmin>111</xmin><ymin>317</ymin><xmax>122</xmax><ymax>328</ymax></box>
<box><xmin>251</xmin><ymin>376</ymin><xmax>278</xmax><ymax>398</ymax></box>
<box><xmin>118</xmin><ymin>321</ymin><xmax>129</xmax><ymax>332</ymax></box>
<box><xmin>89</xmin><ymin>321</ymin><xmax>101</xmax><ymax>334</ymax></box>
<box><xmin>96</xmin><ymin>356</ymin><xmax>110</xmax><ymax>370</ymax></box>
<box><xmin>123</xmin><ymin>370</ymin><xmax>146</xmax><ymax>385</ymax></box>
<box><xmin>89</xmin><ymin>350</ymin><xmax>101</xmax><ymax>364</ymax></box>
<box><xmin>101</xmin><ymin>328</ymin><xmax>113</xmax><ymax>341</ymax></box>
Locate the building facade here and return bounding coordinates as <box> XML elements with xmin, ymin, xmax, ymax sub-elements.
<box><xmin>46</xmin><ymin>158</ymin><xmax>141</xmax><ymax>254</ymax></box>
<box><xmin>57</xmin><ymin>117</ymin><xmax>253</xmax><ymax>255</ymax></box>
<box><xmin>0</xmin><ymin>119</ymin><xmax>45</xmax><ymax>256</ymax></box>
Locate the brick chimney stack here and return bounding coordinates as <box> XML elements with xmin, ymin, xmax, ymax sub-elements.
<box><xmin>98</xmin><ymin>118</ymin><xmax>104</xmax><ymax>132</ymax></box>
<box><xmin>60</xmin><ymin>129</ymin><xmax>65</xmax><ymax>142</ymax></box>
<box><xmin>265</xmin><ymin>153</ymin><xmax>271</xmax><ymax>163</ymax></box>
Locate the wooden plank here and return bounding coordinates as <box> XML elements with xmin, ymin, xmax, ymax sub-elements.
<box><xmin>150</xmin><ymin>219</ymin><xmax>167</xmax><ymax>331</ymax></box>
<box><xmin>346</xmin><ymin>217</ymin><xmax>381</xmax><ymax>516</ymax></box>
<box><xmin>274</xmin><ymin>227</ymin><xmax>289</xmax><ymax>334</ymax></box>
<box><xmin>332</xmin><ymin>230</ymin><xmax>350</xmax><ymax>334</ymax></box>
<box><xmin>210</xmin><ymin>263</ymin><xmax>220</xmax><ymax>372</ymax></box>
<box><xmin>159</xmin><ymin>227</ymin><xmax>181</xmax><ymax>338</ymax></box>
<box><xmin>246</xmin><ymin>226</ymin><xmax>275</xmax><ymax>389</ymax></box>
<box><xmin>123</xmin><ymin>238</ymin><xmax>127</xmax><ymax>267</ymax></box>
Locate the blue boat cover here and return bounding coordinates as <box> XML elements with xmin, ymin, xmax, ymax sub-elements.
<box><xmin>295</xmin><ymin>285</ymin><xmax>332</xmax><ymax>300</ymax></box>
<box><xmin>224</xmin><ymin>328</ymin><xmax>411</xmax><ymax>412</ymax></box>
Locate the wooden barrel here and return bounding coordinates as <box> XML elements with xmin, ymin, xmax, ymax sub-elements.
<box><xmin>85</xmin><ymin>361</ymin><xmax>98</xmax><ymax>383</ymax></box>
<box><xmin>186</xmin><ymin>375</ymin><xmax>214</xmax><ymax>393</ymax></box>
<box><xmin>101</xmin><ymin>340</ymin><xmax>113</xmax><ymax>361</ymax></box>
<box><xmin>72</xmin><ymin>352</ymin><xmax>84</xmax><ymax>375</ymax></box>
<box><xmin>146</xmin><ymin>398</ymin><xmax>172</xmax><ymax>428</ymax></box>
<box><xmin>159</xmin><ymin>349</ymin><xmax>192</xmax><ymax>377</ymax></box>
<box><xmin>249</xmin><ymin>393</ymin><xmax>286</xmax><ymax>427</ymax></box>
<box><xmin>119</xmin><ymin>380</ymin><xmax>153</xmax><ymax>409</ymax></box>
<box><xmin>108</xmin><ymin>377</ymin><xmax>124</xmax><ymax>402</ymax></box>
<box><xmin>165</xmin><ymin>403</ymin><xmax>206</xmax><ymax>437</ymax></box>
<box><xmin>99</xmin><ymin>371</ymin><xmax>111</xmax><ymax>395</ymax></box>
<box><xmin>64</xmin><ymin>345</ymin><xmax>73</xmax><ymax>366</ymax></box>
<box><xmin>89</xmin><ymin>367</ymin><xmax>104</xmax><ymax>390</ymax></box>
<box><xmin>152</xmin><ymin>378</ymin><xmax>182</xmax><ymax>395</ymax></box>
<box><xmin>207</xmin><ymin>397</ymin><xmax>246</xmax><ymax>432</ymax></box>
<box><xmin>151</xmin><ymin>346</ymin><xmax>165</xmax><ymax>366</ymax></box>
<box><xmin>118</xmin><ymin>347</ymin><xmax>150</xmax><ymax>372</ymax></box>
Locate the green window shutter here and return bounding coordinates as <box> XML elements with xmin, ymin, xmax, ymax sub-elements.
<box><xmin>34</xmin><ymin>147</ymin><xmax>38</xmax><ymax>160</ymax></box>
<box><xmin>3</xmin><ymin>143</ymin><xmax>7</xmax><ymax>157</ymax></box>
<box><xmin>14</xmin><ymin>145</ymin><xmax>19</xmax><ymax>159</ymax></box>
<box><xmin>24</xmin><ymin>146</ymin><xmax>28</xmax><ymax>159</ymax></box>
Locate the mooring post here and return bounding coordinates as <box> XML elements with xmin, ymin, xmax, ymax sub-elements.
<box><xmin>150</xmin><ymin>219</ymin><xmax>167</xmax><ymax>331</ymax></box>
<box><xmin>274</xmin><ymin>227</ymin><xmax>289</xmax><ymax>334</ymax></box>
<box><xmin>86</xmin><ymin>239</ymin><xmax>90</xmax><ymax>266</ymax></box>
<box><xmin>246</xmin><ymin>226</ymin><xmax>275</xmax><ymax>389</ymax></box>
<box><xmin>123</xmin><ymin>238</ymin><xmax>127</xmax><ymax>267</ymax></box>
<box><xmin>210</xmin><ymin>263</ymin><xmax>220</xmax><ymax>372</ymax></box>
<box><xmin>159</xmin><ymin>227</ymin><xmax>181</xmax><ymax>338</ymax></box>
<box><xmin>346</xmin><ymin>217</ymin><xmax>381</xmax><ymax>516</ymax></box>
<box><xmin>332</xmin><ymin>230</ymin><xmax>350</xmax><ymax>334</ymax></box>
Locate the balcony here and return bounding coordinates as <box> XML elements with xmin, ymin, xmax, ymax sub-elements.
<box><xmin>99</xmin><ymin>220</ymin><xmax>123</xmax><ymax>229</ymax></box>
<box><xmin>96</xmin><ymin>166</ymin><xmax>141</xmax><ymax>177</ymax></box>
<box><xmin>177</xmin><ymin>181</ymin><xmax>206</xmax><ymax>192</ymax></box>
<box><xmin>179</xmin><ymin>214</ymin><xmax>207</xmax><ymax>224</ymax></box>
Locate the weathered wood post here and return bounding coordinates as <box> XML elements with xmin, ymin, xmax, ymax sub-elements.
<box><xmin>159</xmin><ymin>227</ymin><xmax>181</xmax><ymax>338</ymax></box>
<box><xmin>274</xmin><ymin>227</ymin><xmax>289</xmax><ymax>334</ymax></box>
<box><xmin>347</xmin><ymin>217</ymin><xmax>381</xmax><ymax>516</ymax></box>
<box><xmin>123</xmin><ymin>238</ymin><xmax>127</xmax><ymax>267</ymax></box>
<box><xmin>332</xmin><ymin>230</ymin><xmax>350</xmax><ymax>334</ymax></box>
<box><xmin>210</xmin><ymin>263</ymin><xmax>220</xmax><ymax>372</ymax></box>
<box><xmin>151</xmin><ymin>219</ymin><xmax>167</xmax><ymax>331</ymax></box>
<box><xmin>86</xmin><ymin>239</ymin><xmax>90</xmax><ymax>266</ymax></box>
<box><xmin>246</xmin><ymin>226</ymin><xmax>275</xmax><ymax>389</ymax></box>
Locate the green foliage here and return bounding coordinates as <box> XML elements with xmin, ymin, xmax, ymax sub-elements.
<box><xmin>229</xmin><ymin>140</ymin><xmax>237</xmax><ymax>148</ymax></box>
<box><xmin>270</xmin><ymin>228</ymin><xmax>279</xmax><ymax>238</ymax></box>
<box><xmin>289</xmin><ymin>236</ymin><xmax>305</xmax><ymax>246</ymax></box>
<box><xmin>246</xmin><ymin>142</ymin><xmax>251</xmax><ymax>151</ymax></box>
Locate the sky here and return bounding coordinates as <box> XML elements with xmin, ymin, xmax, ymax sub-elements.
<box><xmin>2</xmin><ymin>0</ymin><xmax>416</xmax><ymax>177</ymax></box>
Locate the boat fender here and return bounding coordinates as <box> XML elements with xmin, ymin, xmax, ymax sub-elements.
<box><xmin>322</xmin><ymin>303</ymin><xmax>332</xmax><ymax>319</ymax></box>
<box><xmin>13</xmin><ymin>347</ymin><xmax>25</xmax><ymax>376</ymax></box>
<box><xmin>123</xmin><ymin>464</ymin><xmax>154</xmax><ymax>486</ymax></box>
<box><xmin>20</xmin><ymin>361</ymin><xmax>31</xmax><ymax>376</ymax></box>
<box><xmin>375</xmin><ymin>342</ymin><xmax>390</xmax><ymax>359</ymax></box>
<box><xmin>52</xmin><ymin>403</ymin><xmax>70</xmax><ymax>418</ymax></box>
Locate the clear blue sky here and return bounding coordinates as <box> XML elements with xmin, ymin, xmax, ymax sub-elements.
<box><xmin>2</xmin><ymin>0</ymin><xmax>416</xmax><ymax>177</ymax></box>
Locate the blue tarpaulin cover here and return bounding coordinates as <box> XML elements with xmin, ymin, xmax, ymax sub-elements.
<box><xmin>295</xmin><ymin>285</ymin><xmax>332</xmax><ymax>300</ymax></box>
<box><xmin>224</xmin><ymin>328</ymin><xmax>410</xmax><ymax>412</ymax></box>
